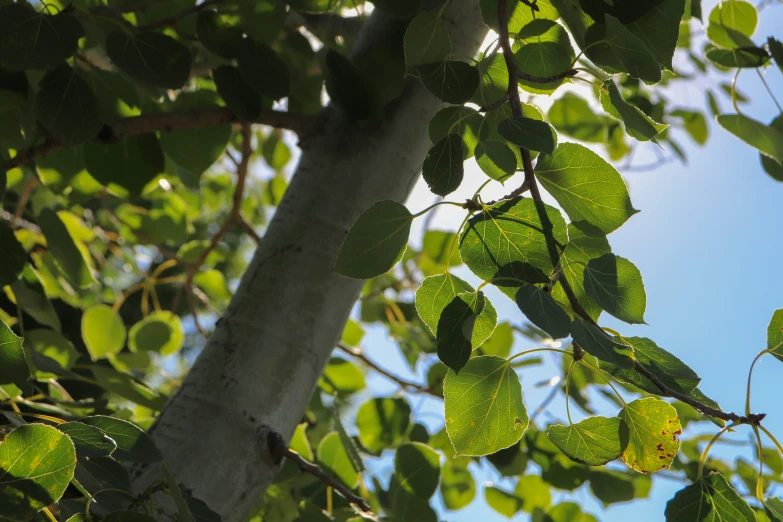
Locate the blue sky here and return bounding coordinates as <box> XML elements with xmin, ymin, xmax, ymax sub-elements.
<box><xmin>347</xmin><ymin>2</ymin><xmax>783</xmax><ymax>520</ymax></box>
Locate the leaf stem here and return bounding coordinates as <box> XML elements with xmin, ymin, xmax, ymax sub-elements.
<box><xmin>507</xmin><ymin>346</ymin><xmax>573</xmax><ymax>363</ymax></box>
<box><xmin>578</xmin><ymin>359</ymin><xmax>627</xmax><ymax>407</ymax></box>
<box><xmin>565</xmin><ymin>359</ymin><xmax>576</xmax><ymax>425</ymax></box>
<box><xmin>411</xmin><ymin>200</ymin><xmax>469</xmax><ymax>218</ymax></box>
<box><xmin>698</xmin><ymin>421</ymin><xmax>739</xmax><ymax>477</ymax></box>
<box><xmin>752</xmin><ymin>424</ymin><xmax>766</xmax><ymax>501</ymax></box>
<box><xmin>746</xmin><ymin>349</ymin><xmax>770</xmax><ymax>416</ymax></box>
<box><xmin>758</xmin><ymin>424</ymin><xmax>783</xmax><ymax>457</ymax></box>
<box><xmin>756</xmin><ymin>69</ymin><xmax>783</xmax><ymax>114</ymax></box>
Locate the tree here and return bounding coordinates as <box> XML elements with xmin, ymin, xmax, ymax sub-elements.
<box><xmin>0</xmin><ymin>0</ymin><xmax>782</xmax><ymax>521</ymax></box>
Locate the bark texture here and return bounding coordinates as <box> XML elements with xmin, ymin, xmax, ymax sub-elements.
<box><xmin>130</xmin><ymin>3</ymin><xmax>487</xmax><ymax>520</ymax></box>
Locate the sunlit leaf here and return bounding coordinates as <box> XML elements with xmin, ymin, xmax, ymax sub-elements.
<box><xmin>437</xmin><ymin>291</ymin><xmax>497</xmax><ymax>372</ymax></box>
<box><xmin>82</xmin><ymin>416</ymin><xmax>162</xmax><ymax>463</ymax></box>
<box><xmin>718</xmin><ymin>114</ymin><xmax>783</xmax><ymax>166</ymax></box>
<box><xmin>547</xmin><ymin>416</ymin><xmax>624</xmax><ymax>465</ymax></box>
<box><xmin>317</xmin><ymin>432</ymin><xmax>360</xmax><ymax>489</ymax></box>
<box><xmin>665</xmin><ymin>472</ymin><xmax>754</xmax><ymax>521</ymax></box>
<box><xmin>356</xmin><ymin>397</ymin><xmax>411</xmax><ymax>454</ymax></box>
<box><xmin>571</xmin><ymin>318</ymin><xmax>634</xmax><ymax>369</ymax></box>
<box><xmin>584</xmin><ymin>253</ymin><xmax>647</xmax><ymax>324</ymax></box>
<box><xmin>498</xmin><ymin>116</ymin><xmax>557</xmax><ymax>154</ymax></box>
<box><xmin>515</xmin><ymin>284</ymin><xmax>570</xmax><ymax>339</ymax></box>
<box><xmin>422</xmin><ymin>134</ymin><xmax>464</xmax><ymax>196</ymax></box>
<box><xmin>394</xmin><ymin>442</ymin><xmax>440</xmax><ymax>499</ymax></box>
<box><xmin>0</xmin><ymin>318</ymin><xmax>32</xmax><ymax>395</ymax></box>
<box><xmin>619</xmin><ymin>397</ymin><xmax>681</xmax><ymax>474</ymax></box>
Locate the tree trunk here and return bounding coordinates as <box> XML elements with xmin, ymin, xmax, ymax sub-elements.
<box><xmin>130</xmin><ymin>3</ymin><xmax>487</xmax><ymax>520</ymax></box>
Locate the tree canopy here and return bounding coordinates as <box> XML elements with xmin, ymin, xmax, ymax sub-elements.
<box><xmin>1</xmin><ymin>0</ymin><xmax>782</xmax><ymax>522</ymax></box>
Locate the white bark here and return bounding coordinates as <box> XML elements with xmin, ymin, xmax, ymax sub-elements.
<box><xmin>130</xmin><ymin>3</ymin><xmax>487</xmax><ymax>520</ymax></box>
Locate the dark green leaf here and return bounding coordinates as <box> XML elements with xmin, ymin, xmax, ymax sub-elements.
<box><xmin>718</xmin><ymin>114</ymin><xmax>783</xmax><ymax>166</ymax></box>
<box><xmin>403</xmin><ymin>12</ymin><xmax>451</xmax><ymax>67</ymax></box>
<box><xmin>428</xmin><ymin>106</ymin><xmax>485</xmax><ymax>159</ymax></box>
<box><xmin>768</xmin><ymin>308</ymin><xmax>783</xmax><ymax>362</ymax></box>
<box><xmin>602</xmin><ymin>79</ymin><xmax>668</xmax><ymax>142</ymax></box>
<box><xmin>472</xmin><ymin>53</ymin><xmax>508</xmax><ymax>107</ymax></box>
<box><xmin>416</xmin><ymin>273</ymin><xmax>474</xmax><ymax>335</ymax></box>
<box><xmin>769</xmin><ymin>37</ymin><xmax>783</xmax><ymax>74</ymax></box>
<box><xmin>515</xmin><ymin>284</ymin><xmax>570</xmax><ymax>339</ymax></box>
<box><xmin>73</xmin><ymin>457</ymin><xmax>133</xmax><ymax>513</ymax></box>
<box><xmin>91</xmin><ymin>365</ymin><xmax>168</xmax><ymax>410</ymax></box>
<box><xmin>35</xmin><ymin>64</ymin><xmax>102</xmax><ymax>146</ymax></box>
<box><xmin>335</xmin><ymin>200</ymin><xmax>412</xmax><ymax>279</ymax></box>
<box><xmin>460</xmin><ymin>197</ymin><xmax>567</xmax><ymax>284</ymax></box>
<box><xmin>82</xmin><ymin>304</ymin><xmax>126</xmax><ymax>360</ymax></box>
<box><xmin>476</xmin><ymin>140</ymin><xmax>517</xmax><ymax>182</ymax></box>
<box><xmin>159</xmin><ymin>91</ymin><xmax>232</xmax><ymax>176</ymax></box>
<box><xmin>536</xmin><ymin>142</ymin><xmax>638</xmax><ymax>233</ymax></box>
<box><xmin>444</xmin><ymin>356</ymin><xmax>528</xmax><ymax>456</ymax></box>
<box><xmin>82</xmin><ymin>415</ymin><xmax>162</xmax><ymax>463</ymax></box>
<box><xmin>103</xmin><ymin>512</ymin><xmax>157</xmax><ymax>522</ymax></box>
<box><xmin>413</xmin><ymin>60</ymin><xmax>480</xmax><ymax>104</ymax></box>
<box><xmin>237</xmin><ymin>37</ymin><xmax>290</xmax><ymax>100</ymax></box>
<box><xmin>317</xmin><ymin>432</ymin><xmax>360</xmax><ymax>489</ymax></box>
<box><xmin>57</xmin><ymin>422</ymin><xmax>117</xmax><ymax>459</ymax></box>
<box><xmin>197</xmin><ymin>10</ymin><xmax>243</xmax><ymax>59</ymax></box>
<box><xmin>38</xmin><ymin>208</ymin><xmax>94</xmax><ymax>288</ymax></box>
<box><xmin>587</xmin><ymin>15</ymin><xmax>662</xmax><ymax>84</ymax></box>
<box><xmin>0</xmin><ymin>4</ymin><xmax>83</xmax><ymax>70</ymax></box>
<box><xmin>325</xmin><ymin>49</ymin><xmax>383</xmax><ymax>121</ymax></box>
<box><xmin>600</xmin><ymin>336</ymin><xmax>700</xmax><ymax>395</ymax></box>
<box><xmin>106</xmin><ymin>31</ymin><xmax>191</xmax><ymax>89</ymax></box>
<box><xmin>761</xmin><ymin>115</ymin><xmax>783</xmax><ymax>182</ymax></box>
<box><xmin>588</xmin><ymin>468</ymin><xmax>652</xmax><ymax>506</ymax></box>
<box><xmin>571</xmin><ymin>318</ymin><xmax>634</xmax><ymax>369</ymax></box>
<box><xmin>584</xmin><ymin>253</ymin><xmax>647</xmax><ymax>324</ymax></box>
<box><xmin>706</xmin><ymin>1</ymin><xmax>757</xmax><ymax>49</ymax></box>
<box><xmin>665</xmin><ymin>472</ymin><xmax>755</xmax><ymax>521</ymax></box>
<box><xmin>0</xmin><ymin>318</ymin><xmax>32</xmax><ymax>395</ymax></box>
<box><xmin>0</xmin><ymin>221</ymin><xmax>26</xmax><ymax>288</ymax></box>
<box><xmin>498</xmin><ymin>116</ymin><xmax>557</xmax><ymax>154</ymax></box>
<box><xmin>547</xmin><ymin>417</ymin><xmax>624</xmax><ymax>465</ymax></box>
<box><xmin>706</xmin><ymin>46</ymin><xmax>770</xmax><ymax>68</ymax></box>
<box><xmin>619</xmin><ymin>397</ymin><xmax>681</xmax><ymax>473</ymax></box>
<box><xmin>422</xmin><ymin>134</ymin><xmax>464</xmax><ymax>196</ymax></box>
<box><xmin>161</xmin><ymin>462</ymin><xmax>195</xmax><ymax>522</ymax></box>
<box><xmin>213</xmin><ymin>65</ymin><xmax>264</xmax><ymax>121</ymax></box>
<box><xmin>480</xmin><ymin>0</ymin><xmax>560</xmax><ymax>36</ymax></box>
<box><xmin>10</xmin><ymin>268</ymin><xmax>61</xmax><ymax>332</ymax></box>
<box><xmin>514</xmin><ymin>19</ymin><xmax>575</xmax><ymax>95</ymax></box>
<box><xmin>766</xmin><ymin>498</ymin><xmax>783</xmax><ymax>522</ymax></box>
<box><xmin>0</xmin><ymin>424</ymin><xmax>76</xmax><ymax>520</ymax></box>
<box><xmin>83</xmin><ymin>134</ymin><xmax>164</xmax><ymax>196</ymax></box>
<box><xmin>394</xmin><ymin>443</ymin><xmax>440</xmax><ymax>498</ymax></box>
<box><xmin>373</xmin><ymin>0</ymin><xmax>422</xmax><ymax>17</ymax></box>
<box><xmin>356</xmin><ymin>397</ymin><xmax>411</xmax><ymax>454</ymax></box>
<box><xmin>622</xmin><ymin>0</ymin><xmax>687</xmax><ymax>70</ymax></box>
<box><xmin>437</xmin><ymin>291</ymin><xmax>497</xmax><ymax>373</ymax></box>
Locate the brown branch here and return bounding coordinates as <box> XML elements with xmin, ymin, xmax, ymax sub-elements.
<box><xmin>479</xmin><ymin>93</ymin><xmax>511</xmax><ymax>113</ymax></box>
<box><xmin>483</xmin><ymin>179</ymin><xmax>530</xmax><ymax>206</ymax></box>
<box><xmin>267</xmin><ymin>431</ymin><xmax>374</xmax><ymax>514</ymax></box>
<box><xmin>12</xmin><ymin>177</ymin><xmax>38</xmax><ymax>228</ymax></box>
<box><xmin>336</xmin><ymin>344</ymin><xmax>441</xmax><ymax>398</ymax></box>
<box><xmin>137</xmin><ymin>0</ymin><xmax>224</xmax><ymax>30</ymax></box>
<box><xmin>3</xmin><ymin>108</ymin><xmax>316</xmax><ymax>172</ymax></box>
<box><xmin>517</xmin><ymin>69</ymin><xmax>578</xmax><ymax>84</ymax></box>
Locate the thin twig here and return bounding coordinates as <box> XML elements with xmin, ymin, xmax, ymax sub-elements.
<box><xmin>11</xmin><ymin>177</ymin><xmax>38</xmax><ymax>228</ymax></box>
<box><xmin>336</xmin><ymin>344</ymin><xmax>440</xmax><ymax>398</ymax></box>
<box><xmin>4</xmin><ymin>108</ymin><xmax>316</xmax><ymax>171</ymax></box>
<box><xmin>517</xmin><ymin>69</ymin><xmax>578</xmax><ymax>84</ymax></box>
<box><xmin>137</xmin><ymin>0</ymin><xmax>224</xmax><ymax>30</ymax></box>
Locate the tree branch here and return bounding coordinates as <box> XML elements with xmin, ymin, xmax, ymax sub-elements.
<box><xmin>137</xmin><ymin>0</ymin><xmax>224</xmax><ymax>30</ymax></box>
<box><xmin>267</xmin><ymin>431</ymin><xmax>374</xmax><ymax>515</ymax></box>
<box><xmin>336</xmin><ymin>344</ymin><xmax>441</xmax><ymax>398</ymax></box>
<box><xmin>3</xmin><ymin>108</ymin><xmax>317</xmax><ymax>172</ymax></box>
<box><xmin>517</xmin><ymin>69</ymin><xmax>578</xmax><ymax>84</ymax></box>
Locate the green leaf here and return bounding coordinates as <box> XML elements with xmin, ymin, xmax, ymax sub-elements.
<box><xmin>444</xmin><ymin>356</ymin><xmax>528</xmax><ymax>456</ymax></box>
<box><xmin>514</xmin><ymin>20</ymin><xmax>575</xmax><ymax>95</ymax></box>
<box><xmin>403</xmin><ymin>12</ymin><xmax>451</xmax><ymax>67</ymax></box>
<box><xmin>394</xmin><ymin>442</ymin><xmax>440</xmax><ymax>499</ymax></box>
<box><xmin>498</xmin><ymin>116</ymin><xmax>557</xmax><ymax>154</ymax></box>
<box><xmin>671</xmin><ymin>109</ymin><xmax>709</xmax><ymax>145</ymax></box>
<box><xmin>373</xmin><ymin>0</ymin><xmax>422</xmax><ymax>17</ymax></box>
<box><xmin>106</xmin><ymin>31</ymin><xmax>191</xmax><ymax>89</ymax></box>
<box><xmin>706</xmin><ymin>46</ymin><xmax>770</xmax><ymax>68</ymax></box>
<box><xmin>460</xmin><ymin>197</ymin><xmax>567</xmax><ymax>284</ymax></box>
<box><xmin>485</xmin><ymin>486</ymin><xmax>522</xmax><ymax>518</ymax></box>
<box><xmin>587</xmin><ymin>15</ymin><xmax>662</xmax><ymax>84</ymax></box>
<box><xmin>0</xmin><ymin>4</ymin><xmax>84</xmax><ymax>70</ymax></box>
<box><xmin>619</xmin><ymin>397</ymin><xmax>681</xmax><ymax>473</ymax></box>
<box><xmin>766</xmin><ymin>498</ymin><xmax>783</xmax><ymax>522</ymax></box>
<box><xmin>335</xmin><ymin>200</ymin><xmax>413</xmax><ymax>279</ymax></box>
<box><xmin>514</xmin><ymin>475</ymin><xmax>551</xmax><ymax>513</ymax></box>
<box><xmin>340</xmin><ymin>319</ymin><xmax>365</xmax><ymax>347</ymax></box>
<box><xmin>81</xmin><ymin>415</ymin><xmax>162</xmax><ymax>463</ymax></box>
<box><xmin>319</xmin><ymin>357</ymin><xmax>365</xmax><ymax>396</ymax></box>
<box><xmin>128</xmin><ymin>311</ymin><xmax>184</xmax><ymax>356</ymax></box>
<box><xmin>103</xmin><ymin>512</ymin><xmax>158</xmax><ymax>522</ymax></box>
<box><xmin>82</xmin><ymin>304</ymin><xmax>126</xmax><ymax>360</ymax></box>
<box><xmin>57</xmin><ymin>422</ymin><xmax>117</xmax><ymax>459</ymax></box>
<box><xmin>421</xmin><ymin>230</ymin><xmax>462</xmax><ymax>268</ymax></box>
<box><xmin>536</xmin><ymin>143</ymin><xmax>638</xmax><ymax>233</ymax></box>
<box><xmin>237</xmin><ymin>37</ymin><xmax>290</xmax><ymax>100</ymax></box>
<box><xmin>440</xmin><ymin>460</ymin><xmax>475</xmax><ymax>510</ymax></box>
<box><xmin>325</xmin><ymin>49</ymin><xmax>383</xmax><ymax>121</ymax></box>
<box><xmin>622</xmin><ymin>0</ymin><xmax>687</xmax><ymax>70</ymax></box>
<box><xmin>73</xmin><ymin>457</ymin><xmax>132</xmax><ymax>513</ymax></box>
<box><xmin>356</xmin><ymin>397</ymin><xmax>411</xmax><ymax>454</ymax></box>
<box><xmin>665</xmin><ymin>472</ymin><xmax>755</xmax><ymax>521</ymax></box>
<box><xmin>768</xmin><ymin>308</ymin><xmax>783</xmax><ymax>362</ymax></box>
<box><xmin>10</xmin><ymin>268</ymin><xmax>61</xmax><ymax>332</ymax></box>
<box><xmin>413</xmin><ymin>60</ymin><xmax>480</xmax><ymax>104</ymax></box>
<box><xmin>547</xmin><ymin>417</ymin><xmax>624</xmax><ymax>465</ymax></box>
<box><xmin>0</xmin><ymin>221</ymin><xmax>25</xmax><ymax>289</ymax></box>
<box><xmin>213</xmin><ymin>65</ymin><xmax>264</xmax><ymax>121</ymax></box>
<box><xmin>515</xmin><ymin>284</ymin><xmax>570</xmax><ymax>340</ymax></box>
<box><xmin>83</xmin><ymin>134</ymin><xmax>164</xmax><ymax>196</ymax></box>
<box><xmin>90</xmin><ymin>365</ymin><xmax>168</xmax><ymax>410</ymax></box>
<box><xmin>317</xmin><ymin>432</ymin><xmax>360</xmax><ymax>488</ymax></box>
<box><xmin>769</xmin><ymin>37</ymin><xmax>783</xmax><ymax>74</ymax></box>
<box><xmin>0</xmin><ymin>318</ymin><xmax>31</xmax><ymax>395</ymax></box>
<box><xmin>436</xmin><ymin>291</ymin><xmax>498</xmax><ymax>373</ymax></box>
<box><xmin>428</xmin><ymin>106</ymin><xmax>485</xmax><ymax>159</ymax></box>
<box><xmin>602</xmin><ymin>79</ymin><xmax>668</xmax><ymax>142</ymax></box>
<box><xmin>717</xmin><ymin>114</ymin><xmax>783</xmax><ymax>166</ymax></box>
<box><xmin>475</xmin><ymin>140</ymin><xmax>517</xmax><ymax>182</ymax></box>
<box><xmin>159</xmin><ymin>91</ymin><xmax>232</xmax><ymax>176</ymax></box>
<box><xmin>550</xmin><ymin>222</ymin><xmax>611</xmax><ymax>321</ymax></box>
<box><xmin>588</xmin><ymin>468</ymin><xmax>652</xmax><ymax>506</ymax></box>
<box><xmin>761</xmin><ymin>115</ymin><xmax>783</xmax><ymax>182</ymax></box>
<box><xmin>422</xmin><ymin>134</ymin><xmax>464</xmax><ymax>196</ymax></box>
<box><xmin>480</xmin><ymin>322</ymin><xmax>514</xmax><ymax>358</ymax></box>
<box><xmin>25</xmin><ymin>329</ymin><xmax>79</xmax><ymax>379</ymax></box>
<box><xmin>571</xmin><ymin>318</ymin><xmax>634</xmax><ymax>369</ymax></box>
<box><xmin>548</xmin><ymin>93</ymin><xmax>607</xmax><ymax>143</ymax></box>
<box><xmin>0</xmin><ymin>424</ymin><xmax>76</xmax><ymax>520</ymax></box>
<box><xmin>416</xmin><ymin>273</ymin><xmax>474</xmax><ymax>335</ymax></box>
<box><xmin>35</xmin><ymin>64</ymin><xmax>102</xmax><ymax>146</ymax></box>
<box><xmin>472</xmin><ymin>53</ymin><xmax>508</xmax><ymax>107</ymax></box>
<box><xmin>290</xmin><ymin>423</ymin><xmax>313</xmax><ymax>461</ymax></box>
<box><xmin>706</xmin><ymin>0</ymin><xmax>757</xmax><ymax>49</ymax></box>
<box><xmin>584</xmin><ymin>253</ymin><xmax>647</xmax><ymax>324</ymax></box>
<box><xmin>480</xmin><ymin>0</ymin><xmax>560</xmax><ymax>35</ymax></box>
<box><xmin>38</xmin><ymin>208</ymin><xmax>94</xmax><ymax>289</ymax></box>
<box><xmin>545</xmin><ymin>502</ymin><xmax>599</xmax><ymax>522</ymax></box>
<box><xmin>197</xmin><ymin>10</ymin><xmax>244</xmax><ymax>59</ymax></box>
<box><xmin>600</xmin><ymin>336</ymin><xmax>701</xmax><ymax>395</ymax></box>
